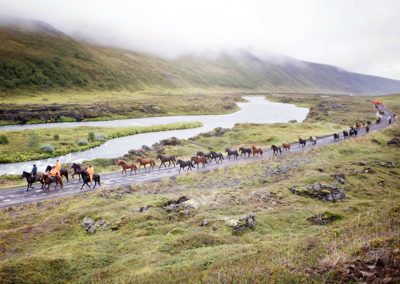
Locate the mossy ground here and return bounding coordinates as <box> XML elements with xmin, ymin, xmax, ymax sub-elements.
<box><xmin>0</xmin><ymin>94</ymin><xmax>399</xmax><ymax>283</ymax></box>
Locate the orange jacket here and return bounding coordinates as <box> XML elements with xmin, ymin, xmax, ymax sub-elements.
<box><xmin>50</xmin><ymin>168</ymin><xmax>57</xmax><ymax>176</ymax></box>
<box><xmin>86</xmin><ymin>167</ymin><xmax>94</xmax><ymax>176</ymax></box>
<box><xmin>55</xmin><ymin>161</ymin><xmax>61</xmax><ymax>171</ymax></box>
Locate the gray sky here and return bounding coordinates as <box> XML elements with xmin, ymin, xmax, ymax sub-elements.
<box><xmin>1</xmin><ymin>0</ymin><xmax>400</xmax><ymax>79</ymax></box>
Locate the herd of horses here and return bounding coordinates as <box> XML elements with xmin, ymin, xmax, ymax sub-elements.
<box><xmin>21</xmin><ymin>111</ymin><xmax>391</xmax><ymax>192</ymax></box>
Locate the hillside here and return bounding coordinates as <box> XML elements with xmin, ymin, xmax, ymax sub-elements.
<box><xmin>1</xmin><ymin>19</ymin><xmax>400</xmax><ymax>96</ymax></box>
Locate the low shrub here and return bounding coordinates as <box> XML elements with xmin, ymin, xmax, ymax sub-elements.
<box><xmin>0</xmin><ymin>134</ymin><xmax>9</xmax><ymax>145</ymax></box>
<box><xmin>95</xmin><ymin>134</ymin><xmax>108</xmax><ymax>142</ymax></box>
<box><xmin>40</xmin><ymin>144</ymin><xmax>55</xmax><ymax>153</ymax></box>
<box><xmin>78</xmin><ymin>139</ymin><xmax>88</xmax><ymax>146</ymax></box>
<box><xmin>53</xmin><ymin>134</ymin><xmax>60</xmax><ymax>141</ymax></box>
<box><xmin>88</xmin><ymin>132</ymin><xmax>95</xmax><ymax>142</ymax></box>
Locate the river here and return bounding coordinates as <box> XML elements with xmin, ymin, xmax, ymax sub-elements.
<box><xmin>0</xmin><ymin>96</ymin><xmax>309</xmax><ymax>175</ymax></box>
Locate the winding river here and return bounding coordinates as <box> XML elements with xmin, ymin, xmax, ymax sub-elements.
<box><xmin>0</xmin><ymin>97</ymin><xmax>309</xmax><ymax>175</ymax></box>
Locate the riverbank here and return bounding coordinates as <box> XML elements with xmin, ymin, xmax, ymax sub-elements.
<box><xmin>0</xmin><ymin>91</ymin><xmax>242</xmax><ymax>125</ymax></box>
<box><xmin>0</xmin><ymin>121</ymin><xmax>202</xmax><ymax>163</ymax></box>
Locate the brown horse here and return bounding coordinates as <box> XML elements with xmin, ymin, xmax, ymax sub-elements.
<box><xmin>117</xmin><ymin>160</ymin><xmax>138</xmax><ymax>175</ymax></box>
<box><xmin>251</xmin><ymin>145</ymin><xmax>263</xmax><ymax>156</ymax></box>
<box><xmin>136</xmin><ymin>157</ymin><xmax>155</xmax><ymax>170</ymax></box>
<box><xmin>39</xmin><ymin>173</ymin><xmax>63</xmax><ymax>192</ymax></box>
<box><xmin>282</xmin><ymin>143</ymin><xmax>290</xmax><ymax>151</ymax></box>
<box><xmin>191</xmin><ymin>156</ymin><xmax>207</xmax><ymax>168</ymax></box>
<box><xmin>355</xmin><ymin>122</ymin><xmax>362</xmax><ymax>129</ymax></box>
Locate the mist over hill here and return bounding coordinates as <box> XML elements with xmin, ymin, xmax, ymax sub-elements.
<box><xmin>1</xmin><ymin>19</ymin><xmax>400</xmax><ymax>96</ymax></box>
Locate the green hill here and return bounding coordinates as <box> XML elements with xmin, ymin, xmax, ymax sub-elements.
<box><xmin>1</xmin><ymin>19</ymin><xmax>400</xmax><ymax>96</ymax></box>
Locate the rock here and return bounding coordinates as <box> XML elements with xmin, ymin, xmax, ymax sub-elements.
<box><xmin>387</xmin><ymin>137</ymin><xmax>400</xmax><ymax>146</ymax></box>
<box><xmin>359</xmin><ymin>161</ymin><xmax>368</xmax><ymax>166</ymax></box>
<box><xmin>364</xmin><ymin>167</ymin><xmax>374</xmax><ymax>173</ymax></box>
<box><xmin>291</xmin><ymin>182</ymin><xmax>346</xmax><ymax>202</ymax></box>
<box><xmin>307</xmin><ymin>212</ymin><xmax>340</xmax><ymax>225</ymax></box>
<box><xmin>317</xmin><ymin>168</ymin><xmax>325</xmax><ymax>172</ymax></box>
<box><xmin>200</xmin><ymin>219</ymin><xmax>209</xmax><ymax>226</ymax></box>
<box><xmin>231</xmin><ymin>213</ymin><xmax>256</xmax><ymax>234</ymax></box>
<box><xmin>135</xmin><ymin>206</ymin><xmax>151</xmax><ymax>213</ymax></box>
<box><xmin>141</xmin><ymin>145</ymin><xmax>151</xmax><ymax>152</ymax></box>
<box><xmin>189</xmin><ymin>127</ymin><xmax>228</xmax><ymax>140</ymax></box>
<box><xmin>82</xmin><ymin>217</ymin><xmax>95</xmax><ymax>233</ymax></box>
<box><xmin>111</xmin><ymin>216</ymin><xmax>125</xmax><ymax>231</ymax></box>
<box><xmin>211</xmin><ymin>225</ymin><xmax>218</xmax><ymax>231</ymax></box>
<box><xmin>331</xmin><ymin>174</ymin><xmax>346</xmax><ymax>184</ymax></box>
<box><xmin>378</xmin><ymin>181</ymin><xmax>385</xmax><ymax>187</ymax></box>
<box><xmin>159</xmin><ymin>137</ymin><xmax>181</xmax><ymax>146</ymax></box>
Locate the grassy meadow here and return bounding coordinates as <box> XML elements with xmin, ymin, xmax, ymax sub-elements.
<box><xmin>0</xmin><ymin>94</ymin><xmax>399</xmax><ymax>282</ymax></box>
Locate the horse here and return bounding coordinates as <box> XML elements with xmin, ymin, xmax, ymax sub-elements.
<box><xmin>225</xmin><ymin>148</ymin><xmax>238</xmax><ymax>159</ymax></box>
<box><xmin>388</xmin><ymin>117</ymin><xmax>392</xmax><ymax>125</ymax></box>
<box><xmin>355</xmin><ymin>122</ymin><xmax>362</xmax><ymax>129</ymax></box>
<box><xmin>197</xmin><ymin>151</ymin><xmax>212</xmax><ymax>162</ymax></box>
<box><xmin>136</xmin><ymin>157</ymin><xmax>155</xmax><ymax>171</ymax></box>
<box><xmin>376</xmin><ymin>117</ymin><xmax>381</xmax><ymax>124</ymax></box>
<box><xmin>80</xmin><ymin>171</ymin><xmax>101</xmax><ymax>190</ymax></box>
<box><xmin>191</xmin><ymin>156</ymin><xmax>207</xmax><ymax>168</ymax></box>
<box><xmin>271</xmin><ymin>145</ymin><xmax>282</xmax><ymax>155</ymax></box>
<box><xmin>21</xmin><ymin>171</ymin><xmax>44</xmax><ymax>191</ymax></box>
<box><xmin>70</xmin><ymin>163</ymin><xmax>83</xmax><ymax>180</ymax></box>
<box><xmin>366</xmin><ymin>126</ymin><xmax>370</xmax><ymax>133</ymax></box>
<box><xmin>367</xmin><ymin>121</ymin><xmax>372</xmax><ymax>125</ymax></box>
<box><xmin>156</xmin><ymin>154</ymin><xmax>176</xmax><ymax>168</ymax></box>
<box><xmin>349</xmin><ymin>129</ymin><xmax>358</xmax><ymax>137</ymax></box>
<box><xmin>251</xmin><ymin>145</ymin><xmax>263</xmax><ymax>156</ymax></box>
<box><xmin>343</xmin><ymin>130</ymin><xmax>349</xmax><ymax>138</ymax></box>
<box><xmin>282</xmin><ymin>143</ymin><xmax>291</xmax><ymax>151</ymax></box>
<box><xmin>333</xmin><ymin>133</ymin><xmax>340</xmax><ymax>141</ymax></box>
<box><xmin>239</xmin><ymin>147</ymin><xmax>252</xmax><ymax>157</ymax></box>
<box><xmin>45</xmin><ymin>165</ymin><xmax>69</xmax><ymax>182</ymax></box>
<box><xmin>210</xmin><ymin>151</ymin><xmax>224</xmax><ymax>163</ymax></box>
<box><xmin>176</xmin><ymin>159</ymin><xmax>194</xmax><ymax>173</ymax></box>
<box><xmin>39</xmin><ymin>173</ymin><xmax>63</xmax><ymax>192</ymax></box>
<box><xmin>117</xmin><ymin>160</ymin><xmax>137</xmax><ymax>175</ymax></box>
<box><xmin>298</xmin><ymin>138</ymin><xmax>307</xmax><ymax>147</ymax></box>
<box><xmin>309</xmin><ymin>136</ymin><xmax>317</xmax><ymax>145</ymax></box>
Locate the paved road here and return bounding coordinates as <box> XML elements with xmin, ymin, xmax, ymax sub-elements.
<box><xmin>0</xmin><ymin>105</ymin><xmax>396</xmax><ymax>209</ymax></box>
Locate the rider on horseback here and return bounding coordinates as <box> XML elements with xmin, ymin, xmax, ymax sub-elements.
<box><xmin>31</xmin><ymin>164</ymin><xmax>37</xmax><ymax>178</ymax></box>
<box><xmin>55</xmin><ymin>160</ymin><xmax>61</xmax><ymax>177</ymax></box>
<box><xmin>86</xmin><ymin>165</ymin><xmax>94</xmax><ymax>182</ymax></box>
<box><xmin>50</xmin><ymin>166</ymin><xmax>58</xmax><ymax>182</ymax></box>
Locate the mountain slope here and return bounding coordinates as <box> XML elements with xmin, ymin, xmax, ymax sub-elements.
<box><xmin>1</xmin><ymin>19</ymin><xmax>400</xmax><ymax>95</ymax></box>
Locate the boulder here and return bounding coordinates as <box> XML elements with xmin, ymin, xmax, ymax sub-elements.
<box><xmin>200</xmin><ymin>219</ymin><xmax>209</xmax><ymax>226</ymax></box>
<box><xmin>231</xmin><ymin>213</ymin><xmax>256</xmax><ymax>234</ymax></box>
<box><xmin>307</xmin><ymin>212</ymin><xmax>340</xmax><ymax>225</ymax></box>
<box><xmin>387</xmin><ymin>137</ymin><xmax>400</xmax><ymax>146</ymax></box>
<box><xmin>331</xmin><ymin>174</ymin><xmax>346</xmax><ymax>184</ymax></box>
<box><xmin>82</xmin><ymin>217</ymin><xmax>96</xmax><ymax>233</ymax></box>
<box><xmin>290</xmin><ymin>182</ymin><xmax>346</xmax><ymax>202</ymax></box>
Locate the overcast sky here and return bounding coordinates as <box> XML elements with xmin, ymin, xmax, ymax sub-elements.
<box><xmin>1</xmin><ymin>0</ymin><xmax>399</xmax><ymax>79</ymax></box>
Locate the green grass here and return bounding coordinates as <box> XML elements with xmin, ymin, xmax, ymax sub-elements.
<box><xmin>0</xmin><ymin>121</ymin><xmax>202</xmax><ymax>163</ymax></box>
<box><xmin>0</xmin><ymin>95</ymin><xmax>399</xmax><ymax>283</ymax></box>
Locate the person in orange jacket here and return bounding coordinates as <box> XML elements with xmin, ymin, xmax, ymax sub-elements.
<box><xmin>55</xmin><ymin>160</ymin><xmax>61</xmax><ymax>177</ymax></box>
<box><xmin>50</xmin><ymin>167</ymin><xmax>58</xmax><ymax>176</ymax></box>
<box><xmin>86</xmin><ymin>165</ymin><xmax>94</xmax><ymax>182</ymax></box>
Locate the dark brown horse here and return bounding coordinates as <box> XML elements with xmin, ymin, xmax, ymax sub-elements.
<box><xmin>156</xmin><ymin>154</ymin><xmax>176</xmax><ymax>168</ymax></box>
<box><xmin>197</xmin><ymin>151</ymin><xmax>212</xmax><ymax>162</ymax></box>
<box><xmin>355</xmin><ymin>122</ymin><xmax>362</xmax><ymax>129</ymax></box>
<box><xmin>282</xmin><ymin>143</ymin><xmax>290</xmax><ymax>151</ymax></box>
<box><xmin>176</xmin><ymin>159</ymin><xmax>194</xmax><ymax>173</ymax></box>
<box><xmin>225</xmin><ymin>148</ymin><xmax>239</xmax><ymax>159</ymax></box>
<box><xmin>117</xmin><ymin>160</ymin><xmax>137</xmax><ymax>175</ymax></box>
<box><xmin>333</xmin><ymin>133</ymin><xmax>340</xmax><ymax>140</ymax></box>
<box><xmin>271</xmin><ymin>145</ymin><xmax>282</xmax><ymax>155</ymax></box>
<box><xmin>39</xmin><ymin>173</ymin><xmax>63</xmax><ymax>192</ymax></box>
<box><xmin>191</xmin><ymin>156</ymin><xmax>207</xmax><ymax>168</ymax></box>
<box><xmin>298</xmin><ymin>138</ymin><xmax>307</xmax><ymax>147</ymax></box>
<box><xmin>210</xmin><ymin>151</ymin><xmax>224</xmax><ymax>163</ymax></box>
<box><xmin>136</xmin><ymin>157</ymin><xmax>155</xmax><ymax>170</ymax></box>
<box><xmin>251</xmin><ymin>145</ymin><xmax>263</xmax><ymax>156</ymax></box>
<box><xmin>21</xmin><ymin>171</ymin><xmax>44</xmax><ymax>191</ymax></box>
<box><xmin>239</xmin><ymin>147</ymin><xmax>252</xmax><ymax>157</ymax></box>
<box><xmin>70</xmin><ymin>163</ymin><xmax>83</xmax><ymax>180</ymax></box>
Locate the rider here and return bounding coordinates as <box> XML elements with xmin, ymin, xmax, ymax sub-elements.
<box><xmin>49</xmin><ymin>166</ymin><xmax>58</xmax><ymax>182</ymax></box>
<box><xmin>31</xmin><ymin>164</ymin><xmax>37</xmax><ymax>178</ymax></box>
<box><xmin>86</xmin><ymin>164</ymin><xmax>94</xmax><ymax>183</ymax></box>
<box><xmin>55</xmin><ymin>160</ymin><xmax>61</xmax><ymax>177</ymax></box>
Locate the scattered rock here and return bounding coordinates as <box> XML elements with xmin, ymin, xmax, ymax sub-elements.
<box><xmin>135</xmin><ymin>206</ymin><xmax>151</xmax><ymax>213</ymax></box>
<box><xmin>200</xmin><ymin>219</ymin><xmax>209</xmax><ymax>226</ymax></box>
<box><xmin>378</xmin><ymin>181</ymin><xmax>385</xmax><ymax>187</ymax></box>
<box><xmin>331</xmin><ymin>174</ymin><xmax>346</xmax><ymax>184</ymax></box>
<box><xmin>364</xmin><ymin>167</ymin><xmax>374</xmax><ymax>173</ymax></box>
<box><xmin>290</xmin><ymin>182</ymin><xmax>346</xmax><ymax>202</ymax></box>
<box><xmin>387</xmin><ymin>136</ymin><xmax>400</xmax><ymax>146</ymax></box>
<box><xmin>231</xmin><ymin>213</ymin><xmax>256</xmax><ymax>234</ymax></box>
<box><xmin>111</xmin><ymin>216</ymin><xmax>125</xmax><ymax>231</ymax></box>
<box><xmin>317</xmin><ymin>168</ymin><xmax>325</xmax><ymax>172</ymax></box>
<box><xmin>359</xmin><ymin>161</ymin><xmax>368</xmax><ymax>166</ymax></box>
<box><xmin>189</xmin><ymin>127</ymin><xmax>228</xmax><ymax>140</ymax></box>
<box><xmin>307</xmin><ymin>212</ymin><xmax>341</xmax><ymax>225</ymax></box>
<box><xmin>82</xmin><ymin>217</ymin><xmax>95</xmax><ymax>233</ymax></box>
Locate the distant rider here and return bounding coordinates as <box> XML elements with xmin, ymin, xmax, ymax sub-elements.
<box><xmin>50</xmin><ymin>166</ymin><xmax>58</xmax><ymax>182</ymax></box>
<box><xmin>31</xmin><ymin>164</ymin><xmax>37</xmax><ymax>178</ymax></box>
<box><xmin>86</xmin><ymin>165</ymin><xmax>94</xmax><ymax>182</ymax></box>
<box><xmin>55</xmin><ymin>160</ymin><xmax>61</xmax><ymax>176</ymax></box>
